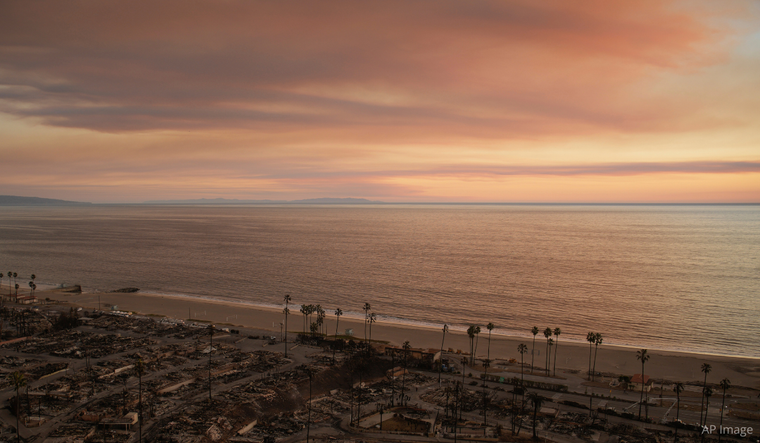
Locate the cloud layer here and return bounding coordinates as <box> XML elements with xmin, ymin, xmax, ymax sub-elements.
<box><xmin>0</xmin><ymin>0</ymin><xmax>759</xmax><ymax>202</ymax></box>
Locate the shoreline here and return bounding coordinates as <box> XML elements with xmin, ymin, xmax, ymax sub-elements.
<box><xmin>32</xmin><ymin>283</ymin><xmax>759</xmax><ymax>360</ymax></box>
<box><xmin>28</xmin><ymin>287</ymin><xmax>760</xmax><ymax>390</ymax></box>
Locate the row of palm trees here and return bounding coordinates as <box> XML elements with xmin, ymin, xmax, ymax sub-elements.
<box><xmin>587</xmin><ymin>332</ymin><xmax>603</xmax><ymax>381</ymax></box>
<box><xmin>634</xmin><ymin>349</ymin><xmax>731</xmax><ymax>438</ymax></box>
<box><xmin>529</xmin><ymin>326</ymin><xmax>563</xmax><ymax>376</ymax></box>
<box><xmin>1</xmin><ymin>272</ymin><xmax>36</xmax><ymax>298</ymax></box>
<box><xmin>284</xmin><ymin>304</ymin><xmax>599</xmax><ymax>380</ymax></box>
<box><xmin>278</xmin><ymin>299</ymin><xmax>734</xmax><ymax>433</ymax></box>
<box><xmin>672</xmin><ymin>364</ymin><xmax>731</xmax><ymax>442</ymax></box>
<box><xmin>281</xmin><ymin>296</ymin><xmax>379</xmax><ymax>358</ymax></box>
<box><xmin>461</xmin><ymin>324</ymin><xmax>567</xmax><ymax>377</ymax></box>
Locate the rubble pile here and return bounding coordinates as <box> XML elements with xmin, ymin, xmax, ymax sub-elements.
<box><xmin>548</xmin><ymin>419</ymin><xmax>595</xmax><ymax>439</ymax></box>
<box><xmin>239</xmin><ymin>412</ymin><xmax>306</xmax><ymax>441</ymax></box>
<box><xmin>0</xmin><ymin>355</ymin><xmax>37</xmax><ymax>369</ymax></box>
<box><xmin>420</xmin><ymin>384</ymin><xmax>483</xmax><ymax>412</ymax></box>
<box><xmin>12</xmin><ymin>329</ymin><xmax>156</xmax><ymax>358</ymax></box>
<box><xmin>608</xmin><ymin>423</ymin><xmax>659</xmax><ymax>443</ymax></box>
<box><xmin>310</xmin><ymin>396</ymin><xmax>350</xmax><ymax>416</ymax></box>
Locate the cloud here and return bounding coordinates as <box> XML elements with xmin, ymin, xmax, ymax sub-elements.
<box><xmin>1</xmin><ymin>0</ymin><xmax>754</xmax><ymax>138</ymax></box>
<box><xmin>1</xmin><ymin>0</ymin><xmax>758</xmax><ymax>203</ymax></box>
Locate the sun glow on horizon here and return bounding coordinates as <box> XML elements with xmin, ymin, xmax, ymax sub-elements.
<box><xmin>0</xmin><ymin>0</ymin><xmax>759</xmax><ymax>203</ymax></box>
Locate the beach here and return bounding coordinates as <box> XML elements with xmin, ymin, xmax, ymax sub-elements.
<box><xmin>32</xmin><ymin>287</ymin><xmax>760</xmax><ymax>390</ymax></box>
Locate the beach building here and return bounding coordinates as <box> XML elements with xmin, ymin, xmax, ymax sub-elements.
<box><xmin>629</xmin><ymin>374</ymin><xmax>653</xmax><ymax>392</ymax></box>
<box><xmin>17</xmin><ymin>295</ymin><xmax>37</xmax><ymax>304</ymax></box>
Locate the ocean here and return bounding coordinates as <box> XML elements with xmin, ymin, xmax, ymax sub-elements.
<box><xmin>0</xmin><ymin>204</ymin><xmax>757</xmax><ymax>357</ymax></box>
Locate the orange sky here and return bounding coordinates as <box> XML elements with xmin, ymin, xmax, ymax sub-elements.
<box><xmin>1</xmin><ymin>0</ymin><xmax>759</xmax><ymax>203</ymax></box>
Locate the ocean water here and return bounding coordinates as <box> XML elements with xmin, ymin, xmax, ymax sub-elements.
<box><xmin>0</xmin><ymin>204</ymin><xmax>758</xmax><ymax>357</ymax></box>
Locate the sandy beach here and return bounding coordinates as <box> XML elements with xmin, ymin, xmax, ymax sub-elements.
<box><xmin>24</xmin><ymin>286</ymin><xmax>759</xmax><ymax>391</ymax></box>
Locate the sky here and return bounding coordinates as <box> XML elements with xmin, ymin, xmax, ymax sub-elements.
<box><xmin>1</xmin><ymin>0</ymin><xmax>759</xmax><ymax>203</ymax></box>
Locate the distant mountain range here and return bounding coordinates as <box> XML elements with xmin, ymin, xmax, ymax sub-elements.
<box><xmin>0</xmin><ymin>195</ymin><xmax>92</xmax><ymax>206</ymax></box>
<box><xmin>142</xmin><ymin>197</ymin><xmax>386</xmax><ymax>204</ymax></box>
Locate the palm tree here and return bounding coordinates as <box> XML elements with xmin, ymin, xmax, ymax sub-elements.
<box><xmin>7</xmin><ymin>271</ymin><xmax>12</xmax><ymax>296</ymax></box>
<box><xmin>30</xmin><ymin>274</ymin><xmax>36</xmax><ymax>297</ymax></box>
<box><xmin>674</xmin><ymin>382</ymin><xmax>684</xmax><ymax>443</ymax></box>
<box><xmin>718</xmin><ymin>378</ymin><xmax>730</xmax><ymax>442</ymax></box>
<box><xmin>332</xmin><ymin>308</ymin><xmax>343</xmax><ymax>364</ymax></box>
<box><xmin>486</xmin><ymin>322</ymin><xmax>495</xmax><ymax>361</ymax></box>
<box><xmin>531</xmin><ymin>326</ymin><xmax>539</xmax><ymax>374</ymax></box>
<box><xmin>135</xmin><ymin>358</ymin><xmax>145</xmax><ymax>443</ymax></box>
<box><xmin>473</xmin><ymin>326</ymin><xmax>482</xmax><ymax>360</ymax></box>
<box><xmin>315</xmin><ymin>305</ymin><xmax>326</xmax><ymax>336</ymax></box>
<box><xmin>15</xmin><ymin>283</ymin><xmax>19</xmax><ymax>296</ymax></box>
<box><xmin>527</xmin><ymin>392</ymin><xmax>544</xmax><ymax>439</ymax></box>
<box><xmin>703</xmin><ymin>386</ymin><xmax>713</xmax><ymax>427</ymax></box>
<box><xmin>363</xmin><ymin>302</ymin><xmax>371</xmax><ymax>344</ymax></box>
<box><xmin>699</xmin><ymin>363</ymin><xmax>712</xmax><ymax>426</ymax></box>
<box><xmin>543</xmin><ymin>327</ymin><xmax>552</xmax><ymax>376</ymax></box>
<box><xmin>586</xmin><ymin>332</ymin><xmax>595</xmax><ymax>380</ymax></box>
<box><xmin>546</xmin><ymin>338</ymin><xmax>553</xmax><ymax>376</ymax></box>
<box><xmin>636</xmin><ymin>349</ymin><xmax>650</xmax><ymax>420</ymax></box>
<box><xmin>592</xmin><ymin>333</ymin><xmax>603</xmax><ymax>382</ymax></box>
<box><xmin>368</xmin><ymin>313</ymin><xmax>376</xmax><ymax>343</ymax></box>
<box><xmin>482</xmin><ymin>358</ymin><xmax>491</xmax><ymax>426</ymax></box>
<box><xmin>334</xmin><ymin>308</ymin><xmax>343</xmax><ymax>337</ymax></box>
<box><xmin>283</xmin><ymin>294</ymin><xmax>291</xmax><ymax>357</ymax></box>
<box><xmin>552</xmin><ymin>328</ymin><xmax>561</xmax><ymax>376</ymax></box>
<box><xmin>467</xmin><ymin>326</ymin><xmax>477</xmax><ymax>365</ymax></box>
<box><xmin>300</xmin><ymin>304</ymin><xmax>309</xmax><ymax>334</ymax></box>
<box><xmin>13</xmin><ymin>272</ymin><xmax>17</xmax><ymax>291</ymax></box>
<box><xmin>8</xmin><ymin>371</ymin><xmax>26</xmax><ymax>441</ymax></box>
<box><xmin>401</xmin><ymin>341</ymin><xmax>410</xmax><ymax>406</ymax></box>
<box><xmin>439</xmin><ymin>324</ymin><xmax>449</xmax><ymax>383</ymax></box>
<box><xmin>517</xmin><ymin>344</ymin><xmax>528</xmax><ymax>387</ymax></box>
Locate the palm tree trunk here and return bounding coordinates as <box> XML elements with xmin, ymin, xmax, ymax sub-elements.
<box><xmin>401</xmin><ymin>355</ymin><xmax>407</xmax><ymax>406</ymax></box>
<box><xmin>553</xmin><ymin>337</ymin><xmax>559</xmax><ymax>376</ymax></box>
<box><xmin>487</xmin><ymin>330</ymin><xmax>492</xmax><ymax>361</ymax></box>
<box><xmin>592</xmin><ymin>344</ymin><xmax>599</xmax><ymax>382</ymax></box>
<box><xmin>439</xmin><ymin>329</ymin><xmax>446</xmax><ymax>384</ymax></box>
<box><xmin>699</xmin><ymin>373</ymin><xmax>707</xmax><ymax>426</ymax></box>
<box><xmin>531</xmin><ymin>336</ymin><xmax>536</xmax><ymax>374</ymax></box>
<box><xmin>719</xmin><ymin>391</ymin><xmax>726</xmax><ymax>443</ymax></box>
<box><xmin>674</xmin><ymin>393</ymin><xmax>680</xmax><ymax>443</ymax></box>
<box><xmin>638</xmin><ymin>362</ymin><xmax>645</xmax><ymax>419</ymax></box>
